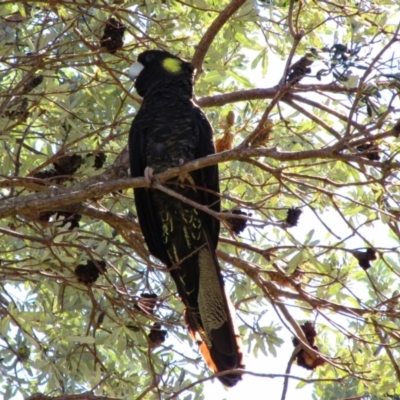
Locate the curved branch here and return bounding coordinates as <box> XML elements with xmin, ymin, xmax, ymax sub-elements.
<box><xmin>196</xmin><ymin>83</ymin><xmax>357</xmax><ymax>108</ymax></box>
<box><xmin>191</xmin><ymin>0</ymin><xmax>247</xmax><ymax>76</ymax></box>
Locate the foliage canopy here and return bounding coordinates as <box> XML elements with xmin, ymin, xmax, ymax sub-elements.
<box><xmin>1</xmin><ymin>1</ymin><xmax>400</xmax><ymax>399</ymax></box>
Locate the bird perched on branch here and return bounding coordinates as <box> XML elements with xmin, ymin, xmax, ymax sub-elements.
<box><xmin>128</xmin><ymin>50</ymin><xmax>244</xmax><ymax>386</ymax></box>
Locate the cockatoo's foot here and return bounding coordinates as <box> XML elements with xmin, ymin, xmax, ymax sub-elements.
<box><xmin>144</xmin><ymin>166</ymin><xmax>154</xmax><ymax>183</ymax></box>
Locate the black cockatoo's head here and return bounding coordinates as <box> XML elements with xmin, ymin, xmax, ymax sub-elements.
<box><xmin>129</xmin><ymin>50</ymin><xmax>195</xmax><ymax>98</ymax></box>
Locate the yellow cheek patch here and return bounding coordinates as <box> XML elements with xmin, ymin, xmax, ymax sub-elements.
<box><xmin>163</xmin><ymin>57</ymin><xmax>182</xmax><ymax>73</ymax></box>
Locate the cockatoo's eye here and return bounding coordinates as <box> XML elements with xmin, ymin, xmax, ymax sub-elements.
<box><xmin>145</xmin><ymin>53</ymin><xmax>155</xmax><ymax>63</ymax></box>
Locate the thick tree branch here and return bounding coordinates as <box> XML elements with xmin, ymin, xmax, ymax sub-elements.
<box><xmin>196</xmin><ymin>83</ymin><xmax>356</xmax><ymax>108</ymax></box>
<box><xmin>26</xmin><ymin>393</ymin><xmax>119</xmax><ymax>400</ymax></box>
<box><xmin>1</xmin><ymin>135</ymin><xmax>399</xmax><ymax>220</ymax></box>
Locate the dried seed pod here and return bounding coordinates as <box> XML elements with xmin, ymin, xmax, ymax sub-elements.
<box><xmin>33</xmin><ymin>169</ymin><xmax>59</xmax><ymax>182</ymax></box>
<box><xmin>37</xmin><ymin>211</ymin><xmax>54</xmax><ymax>222</ymax></box>
<box><xmin>53</xmin><ymin>154</ymin><xmax>84</xmax><ymax>175</ymax></box>
<box><xmin>22</xmin><ymin>74</ymin><xmax>44</xmax><ymax>93</ymax></box>
<box><xmin>286</xmin><ymin>56</ymin><xmax>313</xmax><ymax>84</ymax></box>
<box><xmin>215</xmin><ymin>111</ymin><xmax>236</xmax><ymax>152</ymax></box>
<box><xmin>55</xmin><ymin>211</ymin><xmax>81</xmax><ymax>230</ymax></box>
<box><xmin>215</xmin><ymin>131</ymin><xmax>234</xmax><ymax>152</ymax></box>
<box><xmin>148</xmin><ymin>323</ymin><xmax>167</xmax><ymax>348</ymax></box>
<box><xmin>88</xmin><ymin>152</ymin><xmax>107</xmax><ymax>169</ymax></box>
<box><xmin>285</xmin><ymin>207</ymin><xmax>302</xmax><ymax>227</ymax></box>
<box><xmin>393</xmin><ymin>120</ymin><xmax>400</xmax><ymax>136</ymax></box>
<box><xmin>137</xmin><ymin>293</ymin><xmax>158</xmax><ymax>314</ymax></box>
<box><xmin>3</xmin><ymin>97</ymin><xmax>29</xmax><ymax>120</ymax></box>
<box><xmin>296</xmin><ymin>345</ymin><xmax>325</xmax><ymax>370</ymax></box>
<box><xmin>356</xmin><ymin>143</ymin><xmax>380</xmax><ymax>161</ymax></box>
<box><xmin>224</xmin><ymin>209</ymin><xmax>251</xmax><ymax>234</ymax></box>
<box><xmin>100</xmin><ymin>17</ymin><xmax>126</xmax><ymax>54</ymax></box>
<box><xmin>352</xmin><ymin>248</ymin><xmax>377</xmax><ymax>271</ymax></box>
<box><xmin>75</xmin><ymin>260</ymin><xmax>106</xmax><ymax>284</ymax></box>
<box><xmin>292</xmin><ymin>322</ymin><xmax>325</xmax><ymax>370</ymax></box>
<box><xmin>292</xmin><ymin>322</ymin><xmax>317</xmax><ymax>347</ymax></box>
<box><xmin>96</xmin><ymin>311</ymin><xmax>106</xmax><ymax>328</ymax></box>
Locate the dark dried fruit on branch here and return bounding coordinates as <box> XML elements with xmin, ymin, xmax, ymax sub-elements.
<box><xmin>393</xmin><ymin>120</ymin><xmax>400</xmax><ymax>136</ymax></box>
<box><xmin>33</xmin><ymin>156</ymin><xmax>82</xmax><ymax>227</ymax></box>
<box><xmin>356</xmin><ymin>143</ymin><xmax>380</xmax><ymax>161</ymax></box>
<box><xmin>148</xmin><ymin>323</ymin><xmax>167</xmax><ymax>348</ymax></box>
<box><xmin>55</xmin><ymin>211</ymin><xmax>81</xmax><ymax>230</ymax></box>
<box><xmin>125</xmin><ymin>322</ymin><xmax>140</xmax><ymax>332</ymax></box>
<box><xmin>96</xmin><ymin>311</ymin><xmax>106</xmax><ymax>328</ymax></box>
<box><xmin>87</xmin><ymin>152</ymin><xmax>107</xmax><ymax>169</ymax></box>
<box><xmin>34</xmin><ymin>152</ymin><xmax>103</xmax><ymax>184</ymax></box>
<box><xmin>295</xmin><ymin>345</ymin><xmax>325</xmax><ymax>370</ymax></box>
<box><xmin>91</xmin><ymin>260</ymin><xmax>106</xmax><ymax>273</ymax></box>
<box><xmin>75</xmin><ymin>260</ymin><xmax>107</xmax><ymax>284</ymax></box>
<box><xmin>352</xmin><ymin>248</ymin><xmax>377</xmax><ymax>271</ymax></box>
<box><xmin>54</xmin><ymin>154</ymin><xmax>84</xmax><ymax>175</ymax></box>
<box><xmin>224</xmin><ymin>209</ymin><xmax>251</xmax><ymax>234</ymax></box>
<box><xmin>100</xmin><ymin>18</ymin><xmax>126</xmax><ymax>54</ymax></box>
<box><xmin>292</xmin><ymin>322</ymin><xmax>325</xmax><ymax>370</ymax></box>
<box><xmin>330</xmin><ymin>43</ymin><xmax>350</xmax><ymax>63</ymax></box>
<box><xmin>33</xmin><ymin>169</ymin><xmax>59</xmax><ymax>182</ymax></box>
<box><xmin>332</xmin><ymin>43</ymin><xmax>347</xmax><ymax>53</ymax></box>
<box><xmin>285</xmin><ymin>207</ymin><xmax>302</xmax><ymax>227</ymax></box>
<box><xmin>37</xmin><ymin>211</ymin><xmax>54</xmax><ymax>222</ymax></box>
<box><xmin>22</xmin><ymin>74</ymin><xmax>44</xmax><ymax>93</ymax></box>
<box><xmin>292</xmin><ymin>321</ymin><xmax>316</xmax><ymax>347</ymax></box>
<box><xmin>136</xmin><ymin>293</ymin><xmax>158</xmax><ymax>314</ymax></box>
<box><xmin>36</xmin><ymin>211</ymin><xmax>81</xmax><ymax>228</ymax></box>
<box><xmin>31</xmin><ymin>153</ymin><xmax>86</xmax><ymax>225</ymax></box>
<box><xmin>3</xmin><ymin>97</ymin><xmax>29</xmax><ymax>120</ymax></box>
<box><xmin>286</xmin><ymin>56</ymin><xmax>313</xmax><ymax>84</ymax></box>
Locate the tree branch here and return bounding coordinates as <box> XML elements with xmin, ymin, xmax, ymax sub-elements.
<box><xmin>26</xmin><ymin>393</ymin><xmax>119</xmax><ymax>400</ymax></box>
<box><xmin>191</xmin><ymin>0</ymin><xmax>247</xmax><ymax>76</ymax></box>
<box><xmin>2</xmin><ymin>138</ymin><xmax>399</xmax><ymax>220</ymax></box>
<box><xmin>196</xmin><ymin>83</ymin><xmax>357</xmax><ymax>108</ymax></box>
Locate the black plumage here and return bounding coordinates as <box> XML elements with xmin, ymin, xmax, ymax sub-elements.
<box><xmin>129</xmin><ymin>50</ymin><xmax>244</xmax><ymax>386</ymax></box>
